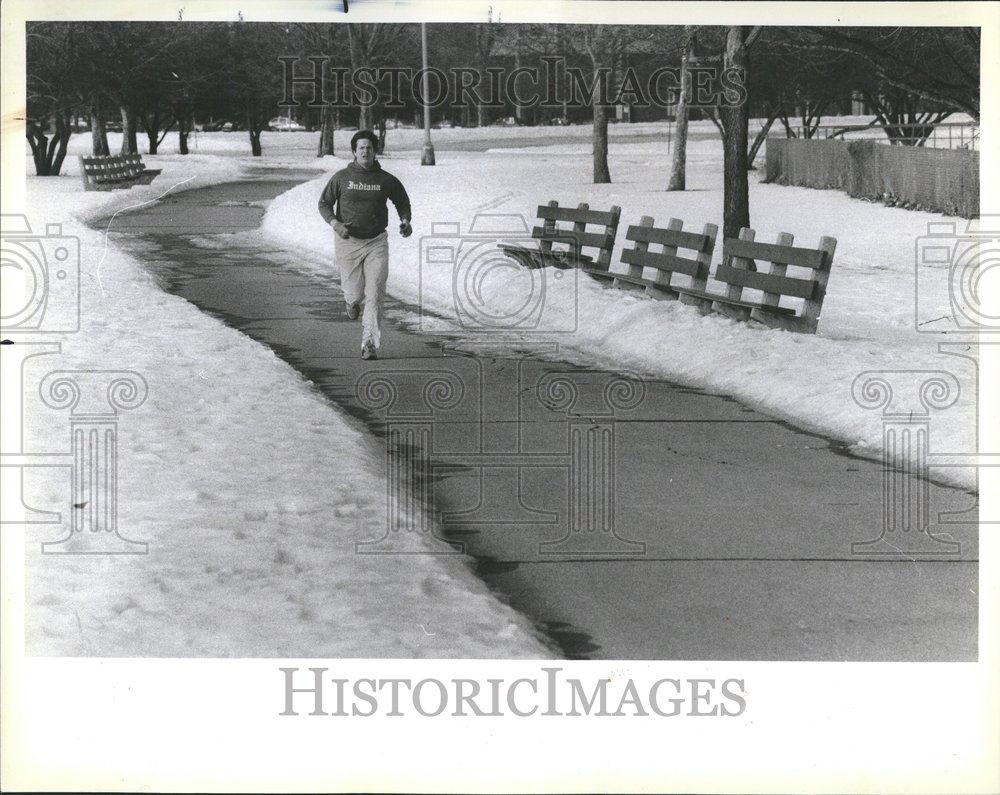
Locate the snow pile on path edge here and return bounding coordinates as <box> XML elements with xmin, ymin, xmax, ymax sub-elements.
<box><xmin>21</xmin><ymin>159</ymin><xmax>554</xmax><ymax>658</ymax></box>
<box><xmin>261</xmin><ymin>167</ymin><xmax>977</xmax><ymax>493</ymax></box>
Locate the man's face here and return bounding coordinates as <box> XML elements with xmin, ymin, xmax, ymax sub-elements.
<box><xmin>354</xmin><ymin>138</ymin><xmax>375</xmax><ymax>168</ymax></box>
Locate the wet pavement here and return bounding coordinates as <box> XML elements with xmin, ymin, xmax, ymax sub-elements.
<box><xmin>105</xmin><ymin>173</ymin><xmax>979</xmax><ymax>660</ymax></box>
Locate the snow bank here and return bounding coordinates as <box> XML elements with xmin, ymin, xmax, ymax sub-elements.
<box><xmin>261</xmin><ymin>140</ymin><xmax>978</xmax><ymax>491</ymax></box>
<box><xmin>22</xmin><ymin>158</ymin><xmax>553</xmax><ymax>657</ymax></box>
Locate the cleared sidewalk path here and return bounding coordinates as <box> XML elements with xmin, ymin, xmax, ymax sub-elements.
<box><xmin>108</xmin><ymin>174</ymin><xmax>978</xmax><ymax>661</ymax></box>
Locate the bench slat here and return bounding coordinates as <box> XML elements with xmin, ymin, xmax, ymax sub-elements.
<box><xmin>621</xmin><ymin>247</ymin><xmax>705</xmax><ymax>279</ymax></box>
<box><xmin>673</xmin><ymin>287</ymin><xmax>797</xmax><ymax>316</ymax></box>
<box><xmin>723</xmin><ymin>238</ymin><xmax>829</xmax><ymax>270</ymax></box>
<box><xmin>537</xmin><ymin>204</ymin><xmax>618</xmax><ymax>226</ymax></box>
<box><xmin>532</xmin><ymin>226</ymin><xmax>612</xmax><ymax>251</ymax></box>
<box><xmin>498</xmin><ymin>243</ymin><xmax>594</xmax><ymax>269</ymax></box>
<box><xmin>715</xmin><ymin>262</ymin><xmax>817</xmax><ymax>300</ymax></box>
<box><xmin>608</xmin><ymin>271</ymin><xmax>680</xmax><ymax>296</ymax></box>
<box><xmin>626</xmin><ymin>225</ymin><xmax>712</xmax><ymax>252</ymax></box>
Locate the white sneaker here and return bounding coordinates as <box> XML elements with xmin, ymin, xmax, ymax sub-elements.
<box><xmin>361</xmin><ymin>341</ymin><xmax>378</xmax><ymax>360</ymax></box>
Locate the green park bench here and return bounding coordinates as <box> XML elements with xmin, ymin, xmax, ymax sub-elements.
<box><xmin>498</xmin><ymin>200</ymin><xmax>621</xmax><ymax>271</ymax></box>
<box><xmin>79</xmin><ymin>153</ymin><xmax>162</xmax><ymax>191</ymax></box>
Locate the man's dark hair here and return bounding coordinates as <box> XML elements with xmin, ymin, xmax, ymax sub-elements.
<box><xmin>351</xmin><ymin>130</ymin><xmax>378</xmax><ymax>152</ymax></box>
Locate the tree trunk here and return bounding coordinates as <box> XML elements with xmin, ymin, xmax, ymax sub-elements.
<box><xmin>50</xmin><ymin>112</ymin><xmax>71</xmax><ymax>174</ymax></box>
<box><xmin>177</xmin><ymin>113</ymin><xmax>192</xmax><ymax>155</ymax></box>
<box><xmin>376</xmin><ymin>116</ymin><xmax>387</xmax><ymax>154</ymax></box>
<box><xmin>27</xmin><ymin>125</ymin><xmax>49</xmax><ymax>175</ymax></box>
<box><xmin>348</xmin><ymin>25</ymin><xmax>375</xmax><ymax>132</ymax></box>
<box><xmin>592</xmin><ymin>66</ymin><xmax>611</xmax><ymax>184</ymax></box>
<box><xmin>143</xmin><ymin>113</ymin><xmax>160</xmax><ymax>155</ymax></box>
<box><xmin>90</xmin><ymin>93</ymin><xmax>110</xmax><ymax>156</ymax></box>
<box><xmin>747</xmin><ymin>114</ymin><xmax>776</xmax><ymax>170</ymax></box>
<box><xmin>119</xmin><ymin>105</ymin><xmax>138</xmax><ymax>154</ymax></box>
<box><xmin>358</xmin><ymin>104</ymin><xmax>374</xmax><ymax>133</ymax></box>
<box><xmin>249</xmin><ymin>128</ymin><xmax>262</xmax><ymax>157</ymax></box>
<box><xmin>513</xmin><ymin>49</ymin><xmax>525</xmax><ymax>126</ymax></box>
<box><xmin>667</xmin><ymin>28</ymin><xmax>694</xmax><ymax>191</ymax></box>
<box><xmin>318</xmin><ymin>104</ymin><xmax>336</xmax><ymax>156</ymax></box>
<box><xmin>721</xmin><ymin>26</ymin><xmax>750</xmax><ymax>240</ymax></box>
<box><xmin>26</xmin><ymin>113</ymin><xmax>71</xmax><ymax>176</ymax></box>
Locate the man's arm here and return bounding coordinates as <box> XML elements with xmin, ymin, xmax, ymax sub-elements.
<box><xmin>388</xmin><ymin>176</ymin><xmax>412</xmax><ymax>237</ymax></box>
<box><xmin>317</xmin><ymin>175</ymin><xmax>340</xmax><ymax>225</ymax></box>
<box><xmin>388</xmin><ymin>176</ymin><xmax>411</xmax><ymax>224</ymax></box>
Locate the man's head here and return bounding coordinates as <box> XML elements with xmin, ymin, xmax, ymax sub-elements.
<box><xmin>351</xmin><ymin>130</ymin><xmax>377</xmax><ymax>169</ymax></box>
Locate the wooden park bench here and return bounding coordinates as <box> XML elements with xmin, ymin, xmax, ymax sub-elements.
<box><xmin>582</xmin><ymin>215</ymin><xmax>718</xmax><ymax>300</ymax></box>
<box><xmin>498</xmin><ymin>200</ymin><xmax>621</xmax><ymax>271</ymax></box>
<box><xmin>79</xmin><ymin>154</ymin><xmax>162</xmax><ymax>191</ymax></box>
<box><xmin>673</xmin><ymin>229</ymin><xmax>838</xmax><ymax>334</ymax></box>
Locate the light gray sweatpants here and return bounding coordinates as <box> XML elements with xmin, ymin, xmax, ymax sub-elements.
<box><xmin>334</xmin><ymin>230</ymin><xmax>389</xmax><ymax>349</ymax></box>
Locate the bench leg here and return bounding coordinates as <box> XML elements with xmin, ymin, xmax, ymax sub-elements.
<box><xmin>583</xmin><ymin>270</ymin><xmax>615</xmax><ymax>287</ymax></box>
<box><xmin>679</xmin><ymin>292</ymin><xmax>713</xmax><ymax>314</ymax></box>
<box><xmin>612</xmin><ymin>277</ymin><xmax>646</xmax><ymax>294</ymax></box>
<box><xmin>644</xmin><ymin>284</ymin><xmax>679</xmax><ymax>301</ymax></box>
<box><xmin>750</xmin><ymin>308</ymin><xmax>816</xmax><ymax>334</ymax></box>
<box><xmin>712</xmin><ymin>302</ymin><xmax>752</xmax><ymax>322</ymax></box>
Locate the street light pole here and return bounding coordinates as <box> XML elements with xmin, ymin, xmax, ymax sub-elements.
<box><xmin>420</xmin><ymin>22</ymin><xmax>436</xmax><ymax>166</ymax></box>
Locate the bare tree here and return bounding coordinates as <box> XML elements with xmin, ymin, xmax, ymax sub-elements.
<box><xmin>346</xmin><ymin>24</ymin><xmax>413</xmax><ymax>137</ymax></box>
<box><xmin>799</xmin><ymin>26</ymin><xmax>979</xmax><ymax>119</ymax></box>
<box><xmin>667</xmin><ymin>26</ymin><xmax>696</xmax><ymax>191</ymax></box>
<box><xmin>719</xmin><ymin>26</ymin><xmax>762</xmax><ymax>240</ymax></box>
<box><xmin>25</xmin><ymin>22</ymin><xmax>78</xmax><ymax>176</ymax></box>
<box><xmin>88</xmin><ymin>90</ymin><xmax>111</xmax><ymax>156</ymax></box>
<box><xmin>860</xmin><ymin>88</ymin><xmax>953</xmax><ymax>146</ymax></box>
<box><xmin>578</xmin><ymin>25</ymin><xmax>627</xmax><ymax>184</ymax></box>
<box><xmin>220</xmin><ymin>22</ymin><xmax>289</xmax><ymax>156</ymax></box>
<box><xmin>291</xmin><ymin>24</ymin><xmax>344</xmax><ymax>157</ymax></box>
<box><xmin>473</xmin><ymin>23</ymin><xmax>503</xmax><ymax>126</ymax></box>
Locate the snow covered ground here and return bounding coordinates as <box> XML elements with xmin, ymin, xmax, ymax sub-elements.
<box><xmin>16</xmin><ymin>118</ymin><xmax>978</xmax><ymax>655</ymax></box>
<box><xmin>19</xmin><ymin>153</ymin><xmax>554</xmax><ymax>657</ymax></box>
<box><xmin>257</xmin><ymin>130</ymin><xmax>979</xmax><ymax>491</ymax></box>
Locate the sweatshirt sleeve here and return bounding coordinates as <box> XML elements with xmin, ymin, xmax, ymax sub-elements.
<box><xmin>388</xmin><ymin>175</ymin><xmax>412</xmax><ymax>223</ymax></box>
<box><xmin>317</xmin><ymin>174</ymin><xmax>340</xmax><ymax>224</ymax></box>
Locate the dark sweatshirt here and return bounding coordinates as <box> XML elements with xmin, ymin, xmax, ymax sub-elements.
<box><xmin>317</xmin><ymin>160</ymin><xmax>411</xmax><ymax>239</ymax></box>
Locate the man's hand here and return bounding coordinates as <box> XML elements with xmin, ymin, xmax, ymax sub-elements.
<box><xmin>331</xmin><ymin>220</ymin><xmax>350</xmax><ymax>239</ymax></box>
<box><xmin>399</xmin><ymin>220</ymin><xmax>413</xmax><ymax>238</ymax></box>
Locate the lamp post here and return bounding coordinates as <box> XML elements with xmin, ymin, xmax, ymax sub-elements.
<box><xmin>420</xmin><ymin>22</ymin><xmax>435</xmax><ymax>166</ymax></box>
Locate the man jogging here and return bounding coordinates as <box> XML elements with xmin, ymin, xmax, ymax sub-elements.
<box><xmin>318</xmin><ymin>130</ymin><xmax>412</xmax><ymax>360</ymax></box>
